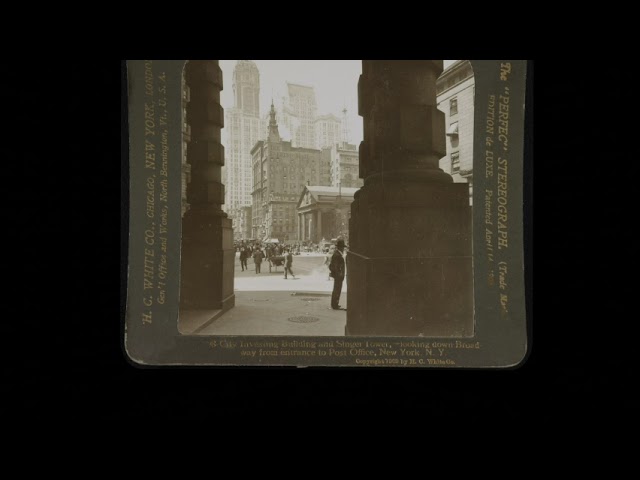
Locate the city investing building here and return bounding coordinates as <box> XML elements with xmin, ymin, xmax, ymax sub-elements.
<box><xmin>436</xmin><ymin>59</ymin><xmax>475</xmax><ymax>204</ymax></box>
<box><xmin>278</xmin><ymin>82</ymin><xmax>318</xmax><ymax>149</ymax></box>
<box><xmin>251</xmin><ymin>103</ymin><xmax>331</xmax><ymax>241</ymax></box>
<box><xmin>223</xmin><ymin>60</ymin><xmax>264</xmax><ymax>238</ymax></box>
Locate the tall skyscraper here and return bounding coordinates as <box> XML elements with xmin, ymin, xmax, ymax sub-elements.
<box><xmin>280</xmin><ymin>82</ymin><xmax>317</xmax><ymax>149</ymax></box>
<box><xmin>233</xmin><ymin>60</ymin><xmax>260</xmax><ymax>116</ymax></box>
<box><xmin>222</xmin><ymin>61</ymin><xmax>263</xmax><ymax>238</ymax></box>
<box><xmin>264</xmin><ymin>84</ymin><xmax>353</xmax><ymax>151</ymax></box>
<box><xmin>314</xmin><ymin>113</ymin><xmax>342</xmax><ymax>149</ymax></box>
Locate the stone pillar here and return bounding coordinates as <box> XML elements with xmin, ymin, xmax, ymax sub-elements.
<box><xmin>301</xmin><ymin>213</ymin><xmax>305</xmax><ymax>240</ymax></box>
<box><xmin>299</xmin><ymin>213</ymin><xmax>303</xmax><ymax>241</ymax></box>
<box><xmin>180</xmin><ymin>60</ymin><xmax>235</xmax><ymax>312</ymax></box>
<box><xmin>347</xmin><ymin>60</ymin><xmax>473</xmax><ymax>337</ymax></box>
<box><xmin>317</xmin><ymin>211</ymin><xmax>323</xmax><ymax>240</ymax></box>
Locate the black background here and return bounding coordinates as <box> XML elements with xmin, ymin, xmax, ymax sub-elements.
<box><xmin>4</xmin><ymin>54</ymin><xmax>629</xmax><ymax>425</ymax></box>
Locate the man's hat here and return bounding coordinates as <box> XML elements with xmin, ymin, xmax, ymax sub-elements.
<box><xmin>336</xmin><ymin>238</ymin><xmax>345</xmax><ymax>247</ymax></box>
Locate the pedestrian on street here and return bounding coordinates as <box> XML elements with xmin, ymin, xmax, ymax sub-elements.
<box><xmin>324</xmin><ymin>246</ymin><xmax>333</xmax><ymax>280</ymax></box>
<box><xmin>329</xmin><ymin>238</ymin><xmax>346</xmax><ymax>310</ymax></box>
<box><xmin>253</xmin><ymin>247</ymin><xmax>264</xmax><ymax>274</ymax></box>
<box><xmin>239</xmin><ymin>245</ymin><xmax>248</xmax><ymax>271</ymax></box>
<box><xmin>284</xmin><ymin>248</ymin><xmax>295</xmax><ymax>279</ymax></box>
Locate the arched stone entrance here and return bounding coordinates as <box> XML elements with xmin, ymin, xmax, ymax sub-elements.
<box><xmin>179</xmin><ymin>60</ymin><xmax>472</xmax><ymax>337</ymax></box>
<box><xmin>347</xmin><ymin>60</ymin><xmax>473</xmax><ymax>337</ymax></box>
<box><xmin>180</xmin><ymin>61</ymin><xmax>235</xmax><ymax>313</ymax></box>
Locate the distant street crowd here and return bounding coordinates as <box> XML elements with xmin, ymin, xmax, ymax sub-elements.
<box><xmin>235</xmin><ymin>238</ymin><xmax>347</xmax><ymax>309</ymax></box>
<box><xmin>236</xmin><ymin>241</ymin><xmax>299</xmax><ymax>277</ymax></box>
<box><xmin>234</xmin><ymin>241</ymin><xmax>335</xmax><ymax>256</ymax></box>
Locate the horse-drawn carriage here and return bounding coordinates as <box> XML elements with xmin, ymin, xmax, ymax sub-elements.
<box><xmin>267</xmin><ymin>254</ymin><xmax>286</xmax><ymax>273</ymax></box>
<box><xmin>261</xmin><ymin>239</ymin><xmax>285</xmax><ymax>272</ymax></box>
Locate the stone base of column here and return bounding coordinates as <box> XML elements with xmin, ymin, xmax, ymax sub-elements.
<box><xmin>346</xmin><ymin>253</ymin><xmax>473</xmax><ymax>336</ymax></box>
<box><xmin>180</xmin><ymin>209</ymin><xmax>235</xmax><ymax>312</ymax></box>
<box><xmin>346</xmin><ymin>179</ymin><xmax>473</xmax><ymax>337</ymax></box>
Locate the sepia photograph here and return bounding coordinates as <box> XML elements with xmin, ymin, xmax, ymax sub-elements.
<box><xmin>177</xmin><ymin>60</ymin><xmax>475</xmax><ymax>338</ymax></box>
<box><xmin>125</xmin><ymin>59</ymin><xmax>528</xmax><ymax>367</ymax></box>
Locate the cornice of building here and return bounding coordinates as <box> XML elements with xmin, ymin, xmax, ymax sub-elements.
<box><xmin>436</xmin><ymin>78</ymin><xmax>475</xmax><ymax>100</ymax></box>
<box><xmin>250</xmin><ymin>140</ymin><xmax>264</xmax><ymax>155</ymax></box>
<box><xmin>314</xmin><ymin>113</ymin><xmax>341</xmax><ymax>123</ymax></box>
<box><xmin>287</xmin><ymin>81</ymin><xmax>315</xmax><ymax>91</ymax></box>
<box><xmin>437</xmin><ymin>60</ymin><xmax>474</xmax><ymax>95</ymax></box>
<box><xmin>441</xmin><ymin>60</ymin><xmax>468</xmax><ymax>77</ymax></box>
<box><xmin>280</xmin><ymin>144</ymin><xmax>322</xmax><ymax>154</ymax></box>
<box><xmin>336</xmin><ymin>142</ymin><xmax>358</xmax><ymax>152</ymax></box>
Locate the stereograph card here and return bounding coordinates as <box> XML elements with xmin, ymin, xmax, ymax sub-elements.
<box><xmin>123</xmin><ymin>59</ymin><xmax>530</xmax><ymax>367</ymax></box>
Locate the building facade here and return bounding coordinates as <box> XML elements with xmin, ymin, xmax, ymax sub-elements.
<box><xmin>314</xmin><ymin>113</ymin><xmax>342</xmax><ymax>149</ymax></box>
<box><xmin>280</xmin><ymin>82</ymin><xmax>317</xmax><ymax>149</ymax></box>
<box><xmin>251</xmin><ymin>104</ymin><xmax>331</xmax><ymax>241</ymax></box>
<box><xmin>436</xmin><ymin>60</ymin><xmax>475</xmax><ymax>204</ymax></box>
<box><xmin>232</xmin><ymin>60</ymin><xmax>260</xmax><ymax>116</ymax></box>
<box><xmin>297</xmin><ymin>185</ymin><xmax>357</xmax><ymax>244</ymax></box>
<box><xmin>329</xmin><ymin>142</ymin><xmax>362</xmax><ymax>188</ymax></box>
<box><xmin>222</xmin><ymin>61</ymin><xmax>264</xmax><ymax>238</ymax></box>
<box><xmin>237</xmin><ymin>206</ymin><xmax>252</xmax><ymax>241</ymax></box>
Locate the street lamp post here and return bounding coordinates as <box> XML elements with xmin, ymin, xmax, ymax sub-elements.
<box><xmin>334</xmin><ymin>181</ymin><xmax>342</xmax><ymax>240</ymax></box>
<box><xmin>338</xmin><ymin>181</ymin><xmax>342</xmax><ymax>238</ymax></box>
<box><xmin>283</xmin><ymin>174</ymin><xmax>287</xmax><ymax>243</ymax></box>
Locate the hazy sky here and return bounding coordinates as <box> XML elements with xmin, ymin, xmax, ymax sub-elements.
<box><xmin>219</xmin><ymin>60</ymin><xmax>457</xmax><ymax>146</ymax></box>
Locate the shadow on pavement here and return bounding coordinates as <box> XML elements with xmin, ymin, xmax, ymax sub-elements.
<box><xmin>183</xmin><ymin>290</ymin><xmax>347</xmax><ymax>337</ymax></box>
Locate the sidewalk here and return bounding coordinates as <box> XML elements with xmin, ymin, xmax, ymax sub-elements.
<box><xmin>234</xmin><ymin>269</ymin><xmax>347</xmax><ymax>293</ymax></box>
<box><xmin>194</xmin><ymin>290</ymin><xmax>346</xmax><ymax>336</ymax></box>
<box><xmin>178</xmin><ymin>252</ymin><xmax>348</xmax><ymax>336</ymax></box>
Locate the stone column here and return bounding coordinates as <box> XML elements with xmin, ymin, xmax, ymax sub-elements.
<box><xmin>180</xmin><ymin>60</ymin><xmax>235</xmax><ymax>312</ymax></box>
<box><xmin>299</xmin><ymin>213</ymin><xmax>303</xmax><ymax>241</ymax></box>
<box><xmin>317</xmin><ymin>211</ymin><xmax>323</xmax><ymax>240</ymax></box>
<box><xmin>347</xmin><ymin>60</ymin><xmax>473</xmax><ymax>337</ymax></box>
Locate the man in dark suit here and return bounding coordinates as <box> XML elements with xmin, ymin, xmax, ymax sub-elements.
<box><xmin>253</xmin><ymin>247</ymin><xmax>264</xmax><ymax>274</ymax></box>
<box><xmin>239</xmin><ymin>244</ymin><xmax>248</xmax><ymax>271</ymax></box>
<box><xmin>283</xmin><ymin>248</ymin><xmax>295</xmax><ymax>279</ymax></box>
<box><xmin>329</xmin><ymin>238</ymin><xmax>346</xmax><ymax>310</ymax></box>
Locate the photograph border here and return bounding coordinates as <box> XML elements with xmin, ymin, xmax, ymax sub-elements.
<box><xmin>123</xmin><ymin>59</ymin><xmax>531</xmax><ymax>368</ymax></box>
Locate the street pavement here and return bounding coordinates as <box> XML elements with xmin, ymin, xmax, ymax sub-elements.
<box><xmin>234</xmin><ymin>252</ymin><xmax>347</xmax><ymax>293</ymax></box>
<box><xmin>185</xmin><ymin>252</ymin><xmax>347</xmax><ymax>336</ymax></box>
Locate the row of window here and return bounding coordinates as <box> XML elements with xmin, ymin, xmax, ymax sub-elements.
<box><xmin>450</xmin><ymin>97</ymin><xmax>458</xmax><ymax>116</ymax></box>
<box><xmin>451</xmin><ymin>152</ymin><xmax>460</xmax><ymax>174</ymax></box>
